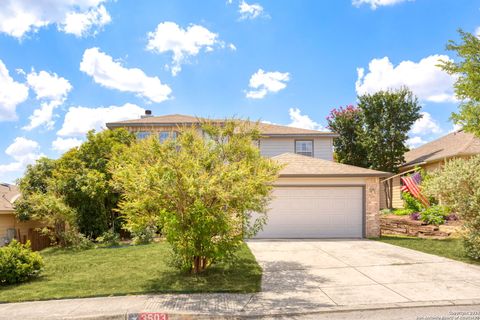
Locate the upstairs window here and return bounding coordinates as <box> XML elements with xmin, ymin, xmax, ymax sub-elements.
<box><xmin>295</xmin><ymin>140</ymin><xmax>313</xmax><ymax>157</ymax></box>
<box><xmin>135</xmin><ymin>132</ymin><xmax>151</xmax><ymax>140</ymax></box>
<box><xmin>159</xmin><ymin>131</ymin><xmax>178</xmax><ymax>142</ymax></box>
<box><xmin>159</xmin><ymin>131</ymin><xmax>169</xmax><ymax>142</ymax></box>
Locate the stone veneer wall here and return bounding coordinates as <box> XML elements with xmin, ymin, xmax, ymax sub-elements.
<box><xmin>365</xmin><ymin>177</ymin><xmax>380</xmax><ymax>237</ymax></box>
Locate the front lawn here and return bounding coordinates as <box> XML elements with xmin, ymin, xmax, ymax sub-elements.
<box><xmin>0</xmin><ymin>242</ymin><xmax>261</xmax><ymax>303</ymax></box>
<box><xmin>375</xmin><ymin>235</ymin><xmax>480</xmax><ymax>266</ymax></box>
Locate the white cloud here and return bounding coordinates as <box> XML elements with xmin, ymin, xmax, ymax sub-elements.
<box><xmin>61</xmin><ymin>5</ymin><xmax>110</xmax><ymax>37</ymax></box>
<box><xmin>411</xmin><ymin>112</ymin><xmax>442</xmax><ymax>135</ymax></box>
<box><xmin>0</xmin><ymin>0</ymin><xmax>111</xmax><ymax>39</ymax></box>
<box><xmin>52</xmin><ymin>137</ymin><xmax>83</xmax><ymax>152</ymax></box>
<box><xmin>246</xmin><ymin>69</ymin><xmax>290</xmax><ymax>99</ymax></box>
<box><xmin>23</xmin><ymin>70</ymin><xmax>72</xmax><ymax>131</ymax></box>
<box><xmin>406</xmin><ymin>136</ymin><xmax>427</xmax><ymax>149</ymax></box>
<box><xmin>80</xmin><ymin>48</ymin><xmax>172</xmax><ymax>103</ymax></box>
<box><xmin>23</xmin><ymin>102</ymin><xmax>59</xmax><ymax>131</ymax></box>
<box><xmin>27</xmin><ymin>70</ymin><xmax>72</xmax><ymax>101</ymax></box>
<box><xmin>352</xmin><ymin>0</ymin><xmax>412</xmax><ymax>9</ymax></box>
<box><xmin>146</xmin><ymin>22</ymin><xmax>228</xmax><ymax>76</ymax></box>
<box><xmin>356</xmin><ymin>55</ymin><xmax>456</xmax><ymax>103</ymax></box>
<box><xmin>0</xmin><ymin>60</ymin><xmax>29</xmax><ymax>121</ymax></box>
<box><xmin>0</xmin><ymin>137</ymin><xmax>43</xmax><ymax>180</ymax></box>
<box><xmin>288</xmin><ymin>108</ymin><xmax>326</xmax><ymax>131</ymax></box>
<box><xmin>57</xmin><ymin>103</ymin><xmax>144</xmax><ymax>137</ymax></box>
<box><xmin>239</xmin><ymin>1</ymin><xmax>265</xmax><ymax>19</ymax></box>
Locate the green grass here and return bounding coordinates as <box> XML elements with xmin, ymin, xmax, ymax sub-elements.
<box><xmin>375</xmin><ymin>235</ymin><xmax>480</xmax><ymax>266</ymax></box>
<box><xmin>0</xmin><ymin>242</ymin><xmax>262</xmax><ymax>303</ymax></box>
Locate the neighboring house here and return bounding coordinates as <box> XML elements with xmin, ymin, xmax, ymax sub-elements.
<box><xmin>382</xmin><ymin>130</ymin><xmax>480</xmax><ymax>209</ymax></box>
<box><xmin>107</xmin><ymin>111</ymin><xmax>390</xmax><ymax>238</ymax></box>
<box><xmin>0</xmin><ymin>183</ymin><xmax>42</xmax><ymax>246</ymax></box>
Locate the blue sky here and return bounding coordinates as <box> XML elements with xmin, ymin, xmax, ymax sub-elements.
<box><xmin>0</xmin><ymin>0</ymin><xmax>478</xmax><ymax>183</ymax></box>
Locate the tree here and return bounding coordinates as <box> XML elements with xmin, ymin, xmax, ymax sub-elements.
<box><xmin>439</xmin><ymin>29</ymin><xmax>480</xmax><ymax>137</ymax></box>
<box><xmin>328</xmin><ymin>88</ymin><xmax>421</xmax><ymax>208</ymax></box>
<box><xmin>110</xmin><ymin>121</ymin><xmax>281</xmax><ymax>273</ymax></box>
<box><xmin>52</xmin><ymin>129</ymin><xmax>135</xmax><ymax>238</ymax></box>
<box><xmin>15</xmin><ymin>158</ymin><xmax>57</xmax><ymax>221</ymax></box>
<box><xmin>16</xmin><ymin>128</ymin><xmax>135</xmax><ymax>241</ymax></box>
<box><xmin>22</xmin><ymin>193</ymin><xmax>77</xmax><ymax>247</ymax></box>
<box><xmin>423</xmin><ymin>155</ymin><xmax>480</xmax><ymax>259</ymax></box>
<box><xmin>327</xmin><ymin>105</ymin><xmax>368</xmax><ymax>168</ymax></box>
<box><xmin>360</xmin><ymin>88</ymin><xmax>421</xmax><ymax>173</ymax></box>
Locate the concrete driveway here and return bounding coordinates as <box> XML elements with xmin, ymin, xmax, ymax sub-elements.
<box><xmin>246</xmin><ymin>239</ymin><xmax>480</xmax><ymax>311</ymax></box>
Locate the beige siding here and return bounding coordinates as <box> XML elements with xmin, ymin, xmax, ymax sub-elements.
<box><xmin>380</xmin><ymin>176</ymin><xmax>403</xmax><ymax>209</ymax></box>
<box><xmin>260</xmin><ymin>138</ymin><xmax>295</xmax><ymax>157</ymax></box>
<box><xmin>260</xmin><ymin>137</ymin><xmax>334</xmax><ymax>160</ymax></box>
<box><xmin>392</xmin><ymin>176</ymin><xmax>402</xmax><ymax>208</ymax></box>
<box><xmin>0</xmin><ymin>212</ymin><xmax>44</xmax><ymax>246</ymax></box>
<box><xmin>313</xmin><ymin>137</ymin><xmax>334</xmax><ymax>161</ymax></box>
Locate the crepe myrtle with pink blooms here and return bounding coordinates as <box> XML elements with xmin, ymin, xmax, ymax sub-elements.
<box><xmin>327</xmin><ymin>105</ymin><xmax>368</xmax><ymax>168</ymax></box>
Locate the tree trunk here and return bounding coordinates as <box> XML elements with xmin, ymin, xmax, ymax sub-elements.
<box><xmin>383</xmin><ymin>180</ymin><xmax>393</xmax><ymax>209</ymax></box>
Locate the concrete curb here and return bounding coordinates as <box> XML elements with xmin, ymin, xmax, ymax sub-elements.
<box><xmin>48</xmin><ymin>298</ymin><xmax>480</xmax><ymax>320</ymax></box>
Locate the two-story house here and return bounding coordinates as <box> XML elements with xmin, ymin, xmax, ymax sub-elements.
<box><xmin>107</xmin><ymin>111</ymin><xmax>390</xmax><ymax>239</ymax></box>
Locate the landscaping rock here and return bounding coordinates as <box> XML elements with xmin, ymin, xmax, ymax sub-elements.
<box><xmin>380</xmin><ymin>215</ymin><xmax>458</xmax><ymax>239</ymax></box>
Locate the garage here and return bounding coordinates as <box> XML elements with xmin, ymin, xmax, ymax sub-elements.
<box><xmin>252</xmin><ymin>153</ymin><xmax>390</xmax><ymax>239</ymax></box>
<box><xmin>255</xmin><ymin>186</ymin><xmax>364</xmax><ymax>238</ymax></box>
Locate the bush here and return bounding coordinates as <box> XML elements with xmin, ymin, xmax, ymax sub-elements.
<box><xmin>402</xmin><ymin>191</ymin><xmax>424</xmax><ymax>212</ymax></box>
<box><xmin>393</xmin><ymin>208</ymin><xmax>414</xmax><ymax>216</ymax></box>
<box><xmin>420</xmin><ymin>205</ymin><xmax>449</xmax><ymax>225</ymax></box>
<box><xmin>423</xmin><ymin>156</ymin><xmax>480</xmax><ymax>259</ymax></box>
<box><xmin>380</xmin><ymin>208</ymin><xmax>392</xmax><ymax>215</ymax></box>
<box><xmin>131</xmin><ymin>225</ymin><xmax>156</xmax><ymax>245</ymax></box>
<box><xmin>464</xmin><ymin>232</ymin><xmax>480</xmax><ymax>260</ymax></box>
<box><xmin>410</xmin><ymin>212</ymin><xmax>421</xmax><ymax>220</ymax></box>
<box><xmin>96</xmin><ymin>230</ymin><xmax>120</xmax><ymax>247</ymax></box>
<box><xmin>0</xmin><ymin>240</ymin><xmax>44</xmax><ymax>285</ymax></box>
<box><xmin>60</xmin><ymin>231</ymin><xmax>94</xmax><ymax>250</ymax></box>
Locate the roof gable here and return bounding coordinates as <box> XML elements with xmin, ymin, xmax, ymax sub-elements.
<box><xmin>404</xmin><ymin>130</ymin><xmax>480</xmax><ymax>167</ymax></box>
<box><xmin>272</xmin><ymin>153</ymin><xmax>391</xmax><ymax>177</ymax></box>
<box><xmin>106</xmin><ymin>114</ymin><xmax>337</xmax><ymax>136</ymax></box>
<box><xmin>0</xmin><ymin>183</ymin><xmax>19</xmax><ymax>212</ymax></box>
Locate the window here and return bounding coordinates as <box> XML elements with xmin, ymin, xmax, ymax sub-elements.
<box><xmin>135</xmin><ymin>131</ymin><xmax>151</xmax><ymax>140</ymax></box>
<box><xmin>158</xmin><ymin>131</ymin><xmax>178</xmax><ymax>142</ymax></box>
<box><xmin>295</xmin><ymin>140</ymin><xmax>313</xmax><ymax>157</ymax></box>
<box><xmin>159</xmin><ymin>131</ymin><xmax>169</xmax><ymax>142</ymax></box>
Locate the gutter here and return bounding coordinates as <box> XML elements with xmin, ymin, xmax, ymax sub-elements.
<box><xmin>279</xmin><ymin>173</ymin><xmax>392</xmax><ymax>178</ymax></box>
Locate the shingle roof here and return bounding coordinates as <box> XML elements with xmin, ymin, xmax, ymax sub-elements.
<box><xmin>272</xmin><ymin>153</ymin><xmax>391</xmax><ymax>177</ymax></box>
<box><xmin>0</xmin><ymin>183</ymin><xmax>19</xmax><ymax>213</ymax></box>
<box><xmin>106</xmin><ymin>114</ymin><xmax>337</xmax><ymax>136</ymax></box>
<box><xmin>403</xmin><ymin>130</ymin><xmax>480</xmax><ymax>168</ymax></box>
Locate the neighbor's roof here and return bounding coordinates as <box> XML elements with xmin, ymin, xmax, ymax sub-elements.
<box><xmin>0</xmin><ymin>183</ymin><xmax>20</xmax><ymax>212</ymax></box>
<box><xmin>106</xmin><ymin>114</ymin><xmax>337</xmax><ymax>137</ymax></box>
<box><xmin>273</xmin><ymin>153</ymin><xmax>391</xmax><ymax>177</ymax></box>
<box><xmin>403</xmin><ymin>130</ymin><xmax>480</xmax><ymax>168</ymax></box>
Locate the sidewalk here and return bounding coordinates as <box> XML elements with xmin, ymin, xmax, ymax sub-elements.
<box><xmin>1</xmin><ymin>293</ymin><xmax>480</xmax><ymax>320</ymax></box>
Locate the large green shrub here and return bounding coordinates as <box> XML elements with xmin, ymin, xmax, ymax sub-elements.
<box><xmin>423</xmin><ymin>155</ymin><xmax>480</xmax><ymax>259</ymax></box>
<box><xmin>0</xmin><ymin>240</ymin><xmax>44</xmax><ymax>285</ymax></box>
<box><xmin>111</xmin><ymin>120</ymin><xmax>281</xmax><ymax>273</ymax></box>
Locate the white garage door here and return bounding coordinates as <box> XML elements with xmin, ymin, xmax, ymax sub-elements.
<box><xmin>254</xmin><ymin>186</ymin><xmax>363</xmax><ymax>238</ymax></box>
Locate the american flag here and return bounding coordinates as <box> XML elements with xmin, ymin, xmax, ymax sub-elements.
<box><xmin>401</xmin><ymin>172</ymin><xmax>429</xmax><ymax>207</ymax></box>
